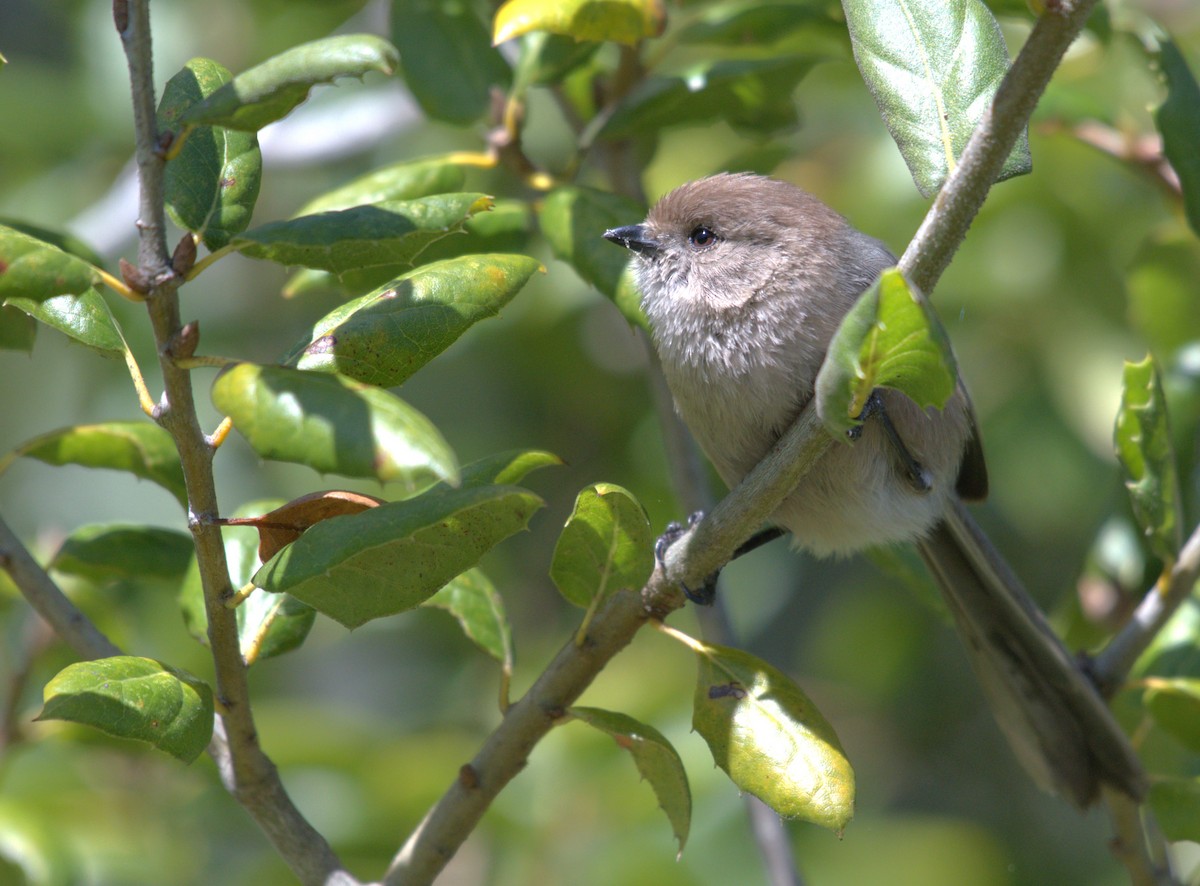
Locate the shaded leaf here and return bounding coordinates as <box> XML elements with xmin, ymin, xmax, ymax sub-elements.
<box><xmin>679</xmin><ymin>1</ymin><xmax>838</xmax><ymax>48</ymax></box>
<box><xmin>180</xmin><ymin>34</ymin><xmax>400</xmax><ymax>131</ymax></box>
<box><xmin>393</xmin><ymin>0</ymin><xmax>512</xmax><ymax>123</ymax></box>
<box><xmin>692</xmin><ymin>641</ymin><xmax>854</xmax><ymax>832</ymax></box>
<box><xmin>233</xmin><ymin>193</ymin><xmax>492</xmax><ymax>292</ymax></box>
<box><xmin>211</xmin><ymin>363</ymin><xmax>458</xmax><ymax>490</ymax></box>
<box><xmin>1115</xmin><ymin>356</ymin><xmax>1182</xmax><ymax>563</ymax></box>
<box><xmin>293</xmin><ymin>155</ymin><xmax>468</xmax><ymax>216</ymax></box>
<box><xmin>39</xmin><ymin>657</ymin><xmax>214</xmax><ymax>763</ymax></box>
<box><xmin>179</xmin><ymin>498</ymin><xmax>317</xmax><ymax>664</ymax></box>
<box><xmin>1144</xmin><ymin>678</ymin><xmax>1200</xmax><ymax>753</ymax></box>
<box><xmin>598</xmin><ymin>56</ymin><xmax>817</xmax><ymax>139</ymax></box>
<box><xmin>285</xmin><ymin>254</ymin><xmax>541</xmax><ymax>385</ymax></box>
<box><xmin>1148</xmin><ymin>778</ymin><xmax>1200</xmax><ymax>843</ymax></box>
<box><xmin>0</xmin><ymin>303</ymin><xmax>35</xmax><ymax>352</ymax></box>
<box><xmin>3</xmin><ymin>422</ymin><xmax>188</xmax><ymax>508</ymax></box>
<box><xmin>842</xmin><ymin>0</ymin><xmax>1031</xmax><ymax>196</ymax></box>
<box><xmin>814</xmin><ymin>268</ymin><xmax>957</xmax><ymax>435</ymax></box>
<box><xmin>253</xmin><ymin>485</ymin><xmax>543</xmax><ymax>628</ymax></box>
<box><xmin>550</xmin><ymin>483</ymin><xmax>653</xmax><ymax>609</ymax></box>
<box><xmin>158</xmin><ymin>58</ymin><xmax>262</xmax><ymax>251</ymax></box>
<box><xmin>49</xmin><ymin>524</ymin><xmax>193</xmax><ymax>586</ymax></box>
<box><xmin>494</xmin><ymin>0</ymin><xmax>666</xmax><ymax>46</ymax></box>
<box><xmin>540</xmin><ymin>186</ymin><xmax>647</xmax><ymax>328</ymax></box>
<box><xmin>0</xmin><ymin>218</ymin><xmax>106</xmax><ymax>268</ymax></box>
<box><xmin>570</xmin><ymin>706</ymin><xmax>691</xmax><ymax>852</ymax></box>
<box><xmin>457</xmin><ymin>448</ymin><xmax>562</xmax><ymax>488</ymax></box>
<box><xmin>1154</xmin><ymin>38</ymin><xmax>1200</xmax><ymax>237</ymax></box>
<box><xmin>422</xmin><ymin>567</ymin><xmax>511</xmax><ymax>663</ymax></box>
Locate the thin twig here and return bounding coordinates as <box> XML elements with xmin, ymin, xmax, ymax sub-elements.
<box><xmin>115</xmin><ymin>4</ymin><xmax>354</xmax><ymax>883</ymax></box>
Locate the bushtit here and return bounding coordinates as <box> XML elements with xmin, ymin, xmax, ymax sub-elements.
<box><xmin>605</xmin><ymin>172</ymin><xmax>1144</xmax><ymax>807</ymax></box>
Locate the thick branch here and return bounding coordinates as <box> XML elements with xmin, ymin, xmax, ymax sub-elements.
<box><xmin>115</xmin><ymin>3</ymin><xmax>352</xmax><ymax>883</ymax></box>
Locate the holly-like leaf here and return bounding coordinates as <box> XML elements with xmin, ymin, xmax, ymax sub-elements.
<box><xmin>541</xmin><ymin>186</ymin><xmax>647</xmax><ymax>328</ymax></box>
<box><xmin>570</xmin><ymin>706</ymin><xmax>691</xmax><ymax>852</ymax></box>
<box><xmin>1144</xmin><ymin>678</ymin><xmax>1200</xmax><ymax>752</ymax></box>
<box><xmin>393</xmin><ymin>0</ymin><xmax>512</xmax><ymax>124</ymax></box>
<box><xmin>293</xmin><ymin>155</ymin><xmax>468</xmax><ymax>216</ymax></box>
<box><xmin>179</xmin><ymin>498</ymin><xmax>316</xmax><ymax>664</ymax></box>
<box><xmin>493</xmin><ymin>0</ymin><xmax>666</xmax><ymax>46</ymax></box>
<box><xmin>1115</xmin><ymin>356</ymin><xmax>1182</xmax><ymax>563</ymax></box>
<box><xmin>842</xmin><ymin>0</ymin><xmax>1031</xmax><ymax>196</ymax></box>
<box><xmin>49</xmin><ymin>524</ymin><xmax>193</xmax><ymax>586</ymax></box>
<box><xmin>550</xmin><ymin>483</ymin><xmax>653</xmax><ymax>609</ymax></box>
<box><xmin>1154</xmin><ymin>38</ymin><xmax>1200</xmax><ymax>237</ymax></box>
<box><xmin>2</xmin><ymin>422</ymin><xmax>188</xmax><ymax>508</ymax></box>
<box><xmin>691</xmin><ymin>642</ymin><xmax>854</xmax><ymax>833</ymax></box>
<box><xmin>39</xmin><ymin>657</ymin><xmax>214</xmax><ymax>763</ymax></box>
<box><xmin>211</xmin><ymin>363</ymin><xmax>458</xmax><ymax>491</ymax></box>
<box><xmin>285</xmin><ymin>254</ymin><xmax>541</xmax><ymax>386</ymax></box>
<box><xmin>233</xmin><ymin>193</ymin><xmax>492</xmax><ymax>292</ymax></box>
<box><xmin>422</xmin><ymin>568</ymin><xmax>511</xmax><ymax>664</ymax></box>
<box><xmin>598</xmin><ymin>56</ymin><xmax>817</xmax><ymax>139</ymax></box>
<box><xmin>158</xmin><ymin>58</ymin><xmax>262</xmax><ymax>251</ymax></box>
<box><xmin>253</xmin><ymin>485</ymin><xmax>543</xmax><ymax>628</ymax></box>
<box><xmin>179</xmin><ymin>35</ymin><xmax>399</xmax><ymax>131</ymax></box>
<box><xmin>814</xmin><ymin>268</ymin><xmax>957</xmax><ymax>435</ymax></box>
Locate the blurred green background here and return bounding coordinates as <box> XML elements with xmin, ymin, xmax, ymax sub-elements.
<box><xmin>2</xmin><ymin>0</ymin><xmax>1199</xmax><ymax>884</ymax></box>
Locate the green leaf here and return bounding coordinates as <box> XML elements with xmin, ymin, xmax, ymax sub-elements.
<box><xmin>679</xmin><ymin>1</ymin><xmax>838</xmax><ymax>48</ymax></box>
<box><xmin>393</xmin><ymin>0</ymin><xmax>512</xmax><ymax>124</ymax></box>
<box><xmin>285</xmin><ymin>254</ymin><xmax>541</xmax><ymax>385</ymax></box>
<box><xmin>691</xmin><ymin>642</ymin><xmax>854</xmax><ymax>833</ymax></box>
<box><xmin>1144</xmin><ymin>678</ymin><xmax>1200</xmax><ymax>752</ymax></box>
<box><xmin>510</xmin><ymin>32</ymin><xmax>602</xmax><ymax>93</ymax></box>
<box><xmin>293</xmin><ymin>155</ymin><xmax>469</xmax><ymax>216</ymax></box>
<box><xmin>457</xmin><ymin>448</ymin><xmax>562</xmax><ymax>488</ymax></box>
<box><xmin>540</xmin><ymin>186</ymin><xmax>647</xmax><ymax>328</ymax></box>
<box><xmin>1115</xmin><ymin>356</ymin><xmax>1182</xmax><ymax>563</ymax></box>
<box><xmin>570</xmin><ymin>706</ymin><xmax>691</xmax><ymax>852</ymax></box>
<box><xmin>842</xmin><ymin>0</ymin><xmax>1031</xmax><ymax>197</ymax></box>
<box><xmin>493</xmin><ymin>0</ymin><xmax>666</xmax><ymax>46</ymax></box>
<box><xmin>233</xmin><ymin>193</ymin><xmax>492</xmax><ymax>292</ymax></box>
<box><xmin>0</xmin><ymin>225</ymin><xmax>122</xmax><ymax>358</ymax></box>
<box><xmin>39</xmin><ymin>657</ymin><xmax>214</xmax><ymax>763</ymax></box>
<box><xmin>179</xmin><ymin>34</ymin><xmax>400</xmax><ymax>131</ymax></box>
<box><xmin>179</xmin><ymin>498</ymin><xmax>316</xmax><ymax>663</ymax></box>
<box><xmin>1148</xmin><ymin>778</ymin><xmax>1200</xmax><ymax>843</ymax></box>
<box><xmin>158</xmin><ymin>58</ymin><xmax>262</xmax><ymax>251</ymax></box>
<box><xmin>550</xmin><ymin>483</ymin><xmax>653</xmax><ymax>609</ymax></box>
<box><xmin>597</xmin><ymin>56</ymin><xmax>817</xmax><ymax>139</ymax></box>
<box><xmin>1154</xmin><ymin>38</ymin><xmax>1200</xmax><ymax>237</ymax></box>
<box><xmin>211</xmin><ymin>363</ymin><xmax>458</xmax><ymax>490</ymax></box>
<box><xmin>49</xmin><ymin>524</ymin><xmax>193</xmax><ymax>586</ymax></box>
<box><xmin>814</xmin><ymin>268</ymin><xmax>957</xmax><ymax>435</ymax></box>
<box><xmin>0</xmin><ymin>303</ymin><xmax>35</xmax><ymax>352</ymax></box>
<box><xmin>422</xmin><ymin>568</ymin><xmax>511</xmax><ymax>664</ymax></box>
<box><xmin>253</xmin><ymin>485</ymin><xmax>543</xmax><ymax>628</ymax></box>
<box><xmin>0</xmin><ymin>218</ymin><xmax>106</xmax><ymax>268</ymax></box>
<box><xmin>2</xmin><ymin>422</ymin><xmax>188</xmax><ymax>508</ymax></box>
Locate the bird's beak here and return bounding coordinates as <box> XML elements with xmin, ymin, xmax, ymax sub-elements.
<box><xmin>603</xmin><ymin>224</ymin><xmax>659</xmax><ymax>255</ymax></box>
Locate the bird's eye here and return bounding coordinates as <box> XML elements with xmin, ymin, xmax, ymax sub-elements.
<box><xmin>688</xmin><ymin>226</ymin><xmax>718</xmax><ymax>249</ymax></box>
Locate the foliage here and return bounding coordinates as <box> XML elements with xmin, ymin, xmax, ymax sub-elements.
<box><xmin>0</xmin><ymin>0</ymin><xmax>1198</xmax><ymax>884</ymax></box>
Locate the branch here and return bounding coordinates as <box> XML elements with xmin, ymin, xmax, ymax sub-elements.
<box><xmin>1092</xmin><ymin>522</ymin><xmax>1200</xmax><ymax>688</ymax></box>
<box><xmin>115</xmin><ymin>3</ymin><xmax>354</xmax><ymax>883</ymax></box>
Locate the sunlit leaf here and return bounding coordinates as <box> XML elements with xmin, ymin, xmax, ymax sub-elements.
<box><xmin>158</xmin><ymin>58</ymin><xmax>262</xmax><ymax>251</ymax></box>
<box><xmin>179</xmin><ymin>35</ymin><xmax>399</xmax><ymax>131</ymax></box>
<box><xmin>422</xmin><ymin>568</ymin><xmax>511</xmax><ymax>664</ymax></box>
<box><xmin>842</xmin><ymin>0</ymin><xmax>1031</xmax><ymax>196</ymax></box>
<box><xmin>1144</xmin><ymin>677</ymin><xmax>1200</xmax><ymax>753</ymax></box>
<box><xmin>570</xmin><ymin>706</ymin><xmax>691</xmax><ymax>851</ymax></box>
<box><xmin>394</xmin><ymin>0</ymin><xmax>511</xmax><ymax>123</ymax></box>
<box><xmin>1154</xmin><ymin>38</ymin><xmax>1200</xmax><ymax>237</ymax></box>
<box><xmin>49</xmin><ymin>524</ymin><xmax>193</xmax><ymax>586</ymax></box>
<box><xmin>39</xmin><ymin>657</ymin><xmax>214</xmax><ymax>763</ymax></box>
<box><xmin>285</xmin><ymin>254</ymin><xmax>540</xmax><ymax>385</ymax></box>
<box><xmin>0</xmin><ymin>218</ymin><xmax>106</xmax><ymax>268</ymax></box>
<box><xmin>3</xmin><ymin>422</ymin><xmax>187</xmax><ymax>508</ymax></box>
<box><xmin>211</xmin><ymin>363</ymin><xmax>458</xmax><ymax>490</ymax></box>
<box><xmin>457</xmin><ymin>449</ymin><xmax>562</xmax><ymax>489</ymax></box>
<box><xmin>293</xmin><ymin>155</ymin><xmax>468</xmax><ymax>216</ymax></box>
<box><xmin>253</xmin><ymin>485</ymin><xmax>543</xmax><ymax>628</ymax></box>
<box><xmin>1115</xmin><ymin>356</ymin><xmax>1182</xmax><ymax>563</ymax></box>
<box><xmin>814</xmin><ymin>268</ymin><xmax>957</xmax><ymax>435</ymax></box>
<box><xmin>493</xmin><ymin>0</ymin><xmax>666</xmax><ymax>46</ymax></box>
<box><xmin>550</xmin><ymin>483</ymin><xmax>653</xmax><ymax>609</ymax></box>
